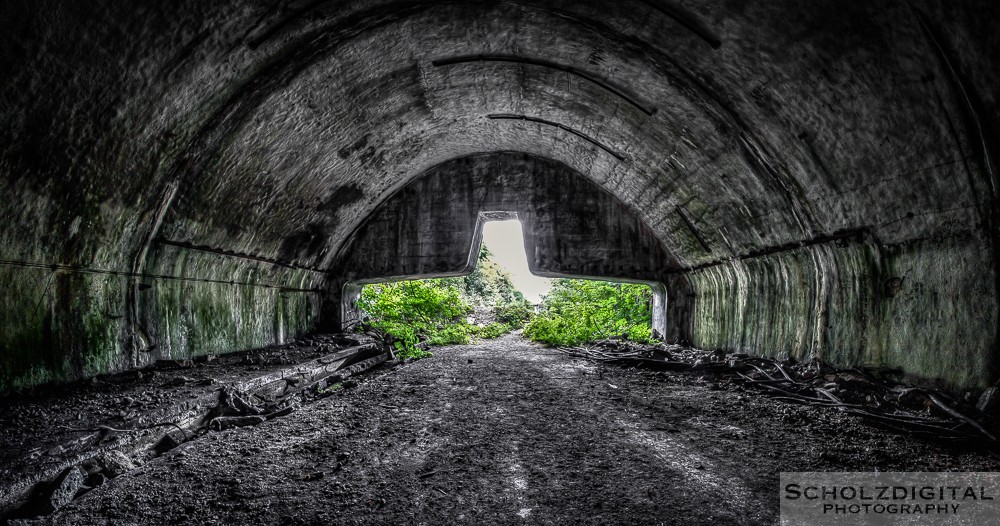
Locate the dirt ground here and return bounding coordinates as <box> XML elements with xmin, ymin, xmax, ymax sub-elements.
<box><xmin>17</xmin><ymin>334</ymin><xmax>999</xmax><ymax>525</ymax></box>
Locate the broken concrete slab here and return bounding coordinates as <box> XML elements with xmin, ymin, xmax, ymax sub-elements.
<box><xmin>45</xmin><ymin>466</ymin><xmax>85</xmax><ymax>513</ymax></box>
<box><xmin>978</xmin><ymin>386</ymin><xmax>999</xmax><ymax>413</ymax></box>
<box><xmin>209</xmin><ymin>416</ymin><xmax>267</xmax><ymax>432</ymax></box>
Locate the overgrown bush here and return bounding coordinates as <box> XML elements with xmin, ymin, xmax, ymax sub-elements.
<box><xmin>474</xmin><ymin>322</ymin><xmax>513</xmax><ymax>339</ymax></box>
<box><xmin>524</xmin><ymin>279</ymin><xmax>655</xmax><ymax>346</ymax></box>
<box><xmin>357</xmin><ymin>244</ymin><xmax>531</xmax><ymax>357</ymax></box>
<box><xmin>357</xmin><ymin>279</ymin><xmax>471</xmax><ymax>359</ymax></box>
<box><xmin>494</xmin><ymin>300</ymin><xmax>534</xmax><ymax>328</ymax></box>
<box><xmin>426</xmin><ymin>323</ymin><xmax>473</xmax><ymax>346</ymax></box>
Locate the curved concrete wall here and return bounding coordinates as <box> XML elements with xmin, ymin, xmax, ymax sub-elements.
<box><xmin>0</xmin><ymin>245</ymin><xmax>321</xmax><ymax>392</ymax></box>
<box><xmin>1</xmin><ymin>0</ymin><xmax>998</xmax><ymax>391</ymax></box>
<box><xmin>328</xmin><ymin>152</ymin><xmax>687</xmax><ymax>339</ymax></box>
<box><xmin>687</xmin><ymin>232</ymin><xmax>997</xmax><ymax>388</ymax></box>
<box><xmin>331</xmin><ymin>153</ymin><xmax>676</xmax><ymax>281</ymax></box>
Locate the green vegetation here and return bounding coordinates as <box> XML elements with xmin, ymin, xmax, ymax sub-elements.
<box><xmin>524</xmin><ymin>279</ymin><xmax>655</xmax><ymax>346</ymax></box>
<box><xmin>358</xmin><ymin>279</ymin><xmax>469</xmax><ymax>359</ymax></box>
<box><xmin>494</xmin><ymin>300</ymin><xmax>533</xmax><ymax>327</ymax></box>
<box><xmin>319</xmin><ymin>382</ymin><xmax>344</xmax><ymax>395</ymax></box>
<box><xmin>460</xmin><ymin>245</ymin><xmax>526</xmax><ymax>307</ymax></box>
<box><xmin>358</xmin><ymin>248</ymin><xmax>657</xmax><ymax>357</ymax></box>
<box><xmin>357</xmin><ymin>245</ymin><xmax>532</xmax><ymax>359</ymax></box>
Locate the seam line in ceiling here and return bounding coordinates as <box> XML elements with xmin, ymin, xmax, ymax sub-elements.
<box><xmin>487</xmin><ymin>114</ymin><xmax>626</xmax><ymax>161</ymax></box>
<box><xmin>0</xmin><ymin>258</ymin><xmax>321</xmax><ymax>292</ymax></box>
<box><xmin>433</xmin><ymin>55</ymin><xmax>657</xmax><ymax>116</ymax></box>
<box><xmin>636</xmin><ymin>0</ymin><xmax>722</xmax><ymax>49</ymax></box>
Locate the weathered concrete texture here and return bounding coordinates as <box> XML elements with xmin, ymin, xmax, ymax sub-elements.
<box><xmin>0</xmin><ymin>268</ymin><xmax>131</xmax><ymax>393</ymax></box>
<box><xmin>143</xmin><ymin>245</ymin><xmax>322</xmax><ymax>361</ymax></box>
<box><xmin>0</xmin><ymin>339</ymin><xmax>383</xmax><ymax>517</ymax></box>
<box><xmin>688</xmin><ymin>233</ymin><xmax>997</xmax><ymax>389</ymax></box>
<box><xmin>329</xmin><ymin>152</ymin><xmax>685</xmax><ymax>338</ymax></box>
<box><xmin>333</xmin><ymin>152</ymin><xmax>674</xmax><ymax>281</ymax></box>
<box><xmin>1</xmin><ymin>0</ymin><xmax>999</xmax><ymax>390</ymax></box>
<box><xmin>690</xmin><ymin>235</ymin><xmax>883</xmax><ymax>371</ymax></box>
<box><xmin>30</xmin><ymin>336</ymin><xmax>1000</xmax><ymax>525</ymax></box>
<box><xmin>0</xmin><ymin>259</ymin><xmax>321</xmax><ymax>392</ymax></box>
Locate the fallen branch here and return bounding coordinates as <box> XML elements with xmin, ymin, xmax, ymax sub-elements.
<box><xmin>927</xmin><ymin>393</ymin><xmax>998</xmax><ymax>442</ymax></box>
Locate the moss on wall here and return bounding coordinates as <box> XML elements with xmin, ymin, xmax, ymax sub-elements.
<box><xmin>77</xmin><ymin>274</ymin><xmax>128</xmax><ymax>378</ymax></box>
<box><xmin>0</xmin><ymin>267</ymin><xmax>58</xmax><ymax>390</ymax></box>
<box><xmin>688</xmin><ymin>233</ymin><xmax>997</xmax><ymax>389</ymax></box>
<box><xmin>0</xmin><ymin>267</ymin><xmax>130</xmax><ymax>391</ymax></box>
<box><xmin>152</xmin><ymin>280</ymin><xmax>317</xmax><ymax>360</ymax></box>
<box><xmin>878</xmin><ymin>236</ymin><xmax>998</xmax><ymax>389</ymax></box>
<box><xmin>0</xmin><ymin>245</ymin><xmax>321</xmax><ymax>394</ymax></box>
<box><xmin>146</xmin><ymin>246</ymin><xmax>320</xmax><ymax>363</ymax></box>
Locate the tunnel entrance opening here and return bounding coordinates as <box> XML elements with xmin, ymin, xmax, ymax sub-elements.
<box><xmin>350</xmin><ymin>216</ymin><xmax>537</xmax><ymax>359</ymax></box>
<box><xmin>326</xmin><ymin>152</ymin><xmax>678</xmax><ymax>345</ymax></box>
<box><xmin>479</xmin><ymin>219</ymin><xmax>552</xmax><ymax>305</ymax></box>
<box><xmin>348</xmin><ymin>216</ymin><xmax>661</xmax><ymax>357</ymax></box>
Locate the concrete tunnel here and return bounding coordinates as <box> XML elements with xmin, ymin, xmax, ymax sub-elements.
<box><xmin>3</xmin><ymin>0</ymin><xmax>998</xmax><ymax>392</ymax></box>
<box><xmin>1</xmin><ymin>0</ymin><xmax>1000</xmax><ymax>521</ymax></box>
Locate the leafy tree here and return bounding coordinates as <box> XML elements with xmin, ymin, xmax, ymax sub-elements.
<box><xmin>452</xmin><ymin>245</ymin><xmax>525</xmax><ymax>307</ymax></box>
<box><xmin>524</xmin><ymin>279</ymin><xmax>654</xmax><ymax>346</ymax></box>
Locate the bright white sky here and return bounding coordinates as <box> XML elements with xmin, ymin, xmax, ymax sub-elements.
<box><xmin>481</xmin><ymin>220</ymin><xmax>552</xmax><ymax>303</ymax></box>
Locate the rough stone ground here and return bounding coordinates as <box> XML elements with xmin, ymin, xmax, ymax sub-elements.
<box><xmin>21</xmin><ymin>334</ymin><xmax>1000</xmax><ymax>525</ymax></box>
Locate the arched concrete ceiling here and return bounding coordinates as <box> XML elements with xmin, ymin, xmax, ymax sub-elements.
<box><xmin>3</xmin><ymin>0</ymin><xmax>1000</xmax><ymax>391</ymax></box>
<box><xmin>3</xmin><ymin>0</ymin><xmax>998</xmax><ymax>274</ymax></box>
<box><xmin>332</xmin><ymin>151</ymin><xmax>678</xmax><ymax>283</ymax></box>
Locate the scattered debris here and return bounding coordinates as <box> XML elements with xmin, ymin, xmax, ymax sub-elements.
<box><xmin>153</xmin><ymin>434</ymin><xmax>181</xmax><ymax>454</ymax></box>
<box><xmin>164</xmin><ymin>375</ymin><xmax>194</xmax><ymax>387</ymax></box>
<box><xmin>155</xmin><ymin>359</ymin><xmax>195</xmax><ymax>370</ymax></box>
<box><xmin>84</xmin><ymin>472</ymin><xmax>105</xmax><ymax>489</ymax></box>
<box><xmin>209</xmin><ymin>416</ymin><xmax>267</xmax><ymax>432</ymax></box>
<box><xmin>98</xmin><ymin>451</ymin><xmax>135</xmax><ymax>478</ymax></box>
<box><xmin>266</xmin><ymin>406</ymin><xmax>296</xmax><ymax>420</ymax></box>
<box><xmin>556</xmin><ymin>340</ymin><xmax>1000</xmax><ymax>448</ymax></box>
<box><xmin>44</xmin><ymin>467</ymin><xmax>85</xmax><ymax>513</ymax></box>
<box><xmin>0</xmin><ymin>333</ymin><xmax>389</xmax><ymax>521</ymax></box>
<box><xmin>978</xmin><ymin>386</ymin><xmax>999</xmax><ymax>413</ymax></box>
<box><xmin>15</xmin><ymin>334</ymin><xmax>1000</xmax><ymax>525</ymax></box>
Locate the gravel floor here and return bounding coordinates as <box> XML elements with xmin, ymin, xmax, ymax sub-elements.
<box><xmin>19</xmin><ymin>334</ymin><xmax>999</xmax><ymax>525</ymax></box>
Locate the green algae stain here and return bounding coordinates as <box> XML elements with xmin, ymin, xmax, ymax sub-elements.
<box><xmin>686</xmin><ymin>234</ymin><xmax>996</xmax><ymax>390</ymax></box>
<box><xmin>1</xmin><ymin>246</ymin><xmax>321</xmax><ymax>394</ymax></box>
